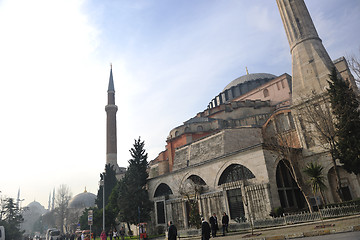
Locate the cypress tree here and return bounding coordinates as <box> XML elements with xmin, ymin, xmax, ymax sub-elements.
<box><xmin>327</xmin><ymin>67</ymin><xmax>360</xmax><ymax>174</ymax></box>
<box><xmin>117</xmin><ymin>137</ymin><xmax>152</xmax><ymax>225</ymax></box>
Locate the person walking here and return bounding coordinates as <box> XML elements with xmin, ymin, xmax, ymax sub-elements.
<box><xmin>209</xmin><ymin>213</ymin><xmax>219</xmax><ymax>237</ymax></box>
<box><xmin>100</xmin><ymin>231</ymin><xmax>106</xmax><ymax>240</ymax></box>
<box><xmin>168</xmin><ymin>220</ymin><xmax>177</xmax><ymax>240</ymax></box>
<box><xmin>119</xmin><ymin>227</ymin><xmax>125</xmax><ymax>240</ymax></box>
<box><xmin>113</xmin><ymin>229</ymin><xmax>118</xmax><ymax>240</ymax></box>
<box><xmin>201</xmin><ymin>218</ymin><xmax>211</xmax><ymax>240</ymax></box>
<box><xmin>221</xmin><ymin>212</ymin><xmax>229</xmax><ymax>236</ymax></box>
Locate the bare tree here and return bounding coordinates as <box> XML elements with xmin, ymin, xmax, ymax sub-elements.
<box><xmin>54</xmin><ymin>184</ymin><xmax>72</xmax><ymax>233</ymax></box>
<box><xmin>348</xmin><ymin>49</ymin><xmax>360</xmax><ymax>84</ymax></box>
<box><xmin>263</xmin><ymin>121</ymin><xmax>313</xmax><ymax>212</ymax></box>
<box><xmin>297</xmin><ymin>92</ymin><xmax>344</xmax><ymax>202</ymax></box>
<box><xmin>178</xmin><ymin>178</ymin><xmax>205</xmax><ymax>228</ymax></box>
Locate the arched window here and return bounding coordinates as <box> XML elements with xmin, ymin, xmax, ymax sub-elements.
<box><xmin>197</xmin><ymin>125</ymin><xmax>204</xmax><ymax>132</ymax></box>
<box><xmin>188</xmin><ymin>175</ymin><xmax>206</xmax><ymax>185</ymax></box>
<box><xmin>185</xmin><ymin>127</ymin><xmax>190</xmax><ymax>132</ymax></box>
<box><xmin>263</xmin><ymin>88</ymin><xmax>269</xmax><ymax>97</ymax></box>
<box><xmin>175</xmin><ymin>131</ymin><xmax>179</xmax><ymax>137</ymax></box>
<box><xmin>218</xmin><ymin>164</ymin><xmax>255</xmax><ymax>185</ymax></box>
<box><xmin>154</xmin><ymin>183</ymin><xmax>173</xmax><ymax>197</ymax></box>
<box><xmin>276</xmin><ymin>160</ymin><xmax>305</xmax><ymax>209</ymax></box>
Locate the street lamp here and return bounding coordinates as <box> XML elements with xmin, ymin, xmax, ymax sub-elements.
<box><xmin>99</xmin><ymin>173</ymin><xmax>105</xmax><ymax>232</ymax></box>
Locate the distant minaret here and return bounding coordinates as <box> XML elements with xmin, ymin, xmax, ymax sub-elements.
<box><xmin>16</xmin><ymin>188</ymin><xmax>20</xmax><ymax>209</ymax></box>
<box><xmin>52</xmin><ymin>188</ymin><xmax>55</xmax><ymax>210</ymax></box>
<box><xmin>276</xmin><ymin>0</ymin><xmax>334</xmax><ymax>105</ymax></box>
<box><xmin>105</xmin><ymin>65</ymin><xmax>119</xmax><ymax>169</ymax></box>
<box><xmin>48</xmin><ymin>192</ymin><xmax>51</xmax><ymax>210</ymax></box>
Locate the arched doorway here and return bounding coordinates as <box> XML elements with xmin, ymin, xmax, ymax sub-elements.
<box><xmin>218</xmin><ymin>164</ymin><xmax>255</xmax><ymax>220</ymax></box>
<box><xmin>276</xmin><ymin>160</ymin><xmax>305</xmax><ymax>210</ymax></box>
<box><xmin>183</xmin><ymin>175</ymin><xmax>206</xmax><ymax>228</ymax></box>
<box><xmin>154</xmin><ymin>183</ymin><xmax>173</xmax><ymax>224</ymax></box>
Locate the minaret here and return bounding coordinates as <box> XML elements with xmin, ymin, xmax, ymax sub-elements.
<box><xmin>52</xmin><ymin>188</ymin><xmax>55</xmax><ymax>210</ymax></box>
<box><xmin>48</xmin><ymin>192</ymin><xmax>51</xmax><ymax>210</ymax></box>
<box><xmin>16</xmin><ymin>188</ymin><xmax>20</xmax><ymax>209</ymax></box>
<box><xmin>276</xmin><ymin>0</ymin><xmax>335</xmax><ymax>105</ymax></box>
<box><xmin>105</xmin><ymin>65</ymin><xmax>119</xmax><ymax>169</ymax></box>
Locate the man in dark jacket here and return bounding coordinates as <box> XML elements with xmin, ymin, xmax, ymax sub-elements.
<box><xmin>222</xmin><ymin>212</ymin><xmax>229</xmax><ymax>236</ymax></box>
<box><xmin>209</xmin><ymin>213</ymin><xmax>219</xmax><ymax>237</ymax></box>
<box><xmin>201</xmin><ymin>218</ymin><xmax>211</xmax><ymax>240</ymax></box>
<box><xmin>168</xmin><ymin>221</ymin><xmax>177</xmax><ymax>240</ymax></box>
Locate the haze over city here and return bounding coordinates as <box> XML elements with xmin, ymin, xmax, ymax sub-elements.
<box><xmin>0</xmin><ymin>0</ymin><xmax>359</xmax><ymax>209</ymax></box>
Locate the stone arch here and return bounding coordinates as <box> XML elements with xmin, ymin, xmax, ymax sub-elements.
<box><xmin>218</xmin><ymin>164</ymin><xmax>255</xmax><ymax>185</ymax></box>
<box><xmin>179</xmin><ymin>172</ymin><xmax>208</xmax><ymax>194</ymax></box>
<box><xmin>276</xmin><ymin>160</ymin><xmax>305</xmax><ymax>210</ymax></box>
<box><xmin>216</xmin><ymin>163</ymin><xmax>255</xmax><ymax>220</ymax></box>
<box><xmin>154</xmin><ymin>183</ymin><xmax>173</xmax><ymax>198</ymax></box>
<box><xmin>188</xmin><ymin>175</ymin><xmax>206</xmax><ymax>185</ymax></box>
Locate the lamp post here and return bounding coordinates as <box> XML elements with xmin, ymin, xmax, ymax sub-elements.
<box><xmin>99</xmin><ymin>173</ymin><xmax>105</xmax><ymax>231</ymax></box>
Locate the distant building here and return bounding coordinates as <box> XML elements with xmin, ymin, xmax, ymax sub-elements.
<box><xmin>66</xmin><ymin>188</ymin><xmax>96</xmax><ymax>233</ymax></box>
<box><xmin>22</xmin><ymin>201</ymin><xmax>47</xmax><ymax>235</ymax></box>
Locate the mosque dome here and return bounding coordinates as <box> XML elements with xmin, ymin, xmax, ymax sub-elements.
<box><xmin>27</xmin><ymin>201</ymin><xmax>46</xmax><ymax>212</ymax></box>
<box><xmin>208</xmin><ymin>72</ymin><xmax>277</xmax><ymax>109</ymax></box>
<box><xmin>68</xmin><ymin>189</ymin><xmax>96</xmax><ymax>209</ymax></box>
<box><xmin>222</xmin><ymin>73</ymin><xmax>277</xmax><ymax>92</ymax></box>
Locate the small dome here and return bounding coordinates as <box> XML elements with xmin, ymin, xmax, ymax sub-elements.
<box><xmin>68</xmin><ymin>191</ymin><xmax>96</xmax><ymax>209</ymax></box>
<box><xmin>222</xmin><ymin>73</ymin><xmax>277</xmax><ymax>92</ymax></box>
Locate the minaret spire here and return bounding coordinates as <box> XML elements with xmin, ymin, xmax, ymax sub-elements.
<box><xmin>277</xmin><ymin>0</ymin><xmax>334</xmax><ymax>105</ymax></box>
<box><xmin>105</xmin><ymin>65</ymin><xmax>119</xmax><ymax>169</ymax></box>
<box><xmin>108</xmin><ymin>63</ymin><xmax>115</xmax><ymax>93</ymax></box>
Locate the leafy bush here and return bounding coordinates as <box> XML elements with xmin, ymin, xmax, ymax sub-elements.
<box><xmin>269</xmin><ymin>207</ymin><xmax>284</xmax><ymax>218</ymax></box>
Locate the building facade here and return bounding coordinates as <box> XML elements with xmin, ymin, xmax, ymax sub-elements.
<box><xmin>146</xmin><ymin>0</ymin><xmax>360</xmax><ymax>234</ymax></box>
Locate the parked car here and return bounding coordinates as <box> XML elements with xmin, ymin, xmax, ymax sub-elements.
<box><xmin>46</xmin><ymin>228</ymin><xmax>60</xmax><ymax>240</ymax></box>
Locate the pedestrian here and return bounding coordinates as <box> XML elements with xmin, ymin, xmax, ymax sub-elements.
<box><xmin>209</xmin><ymin>213</ymin><xmax>219</xmax><ymax>237</ymax></box>
<box><xmin>222</xmin><ymin>212</ymin><xmax>229</xmax><ymax>236</ymax></box>
<box><xmin>109</xmin><ymin>229</ymin><xmax>113</xmax><ymax>240</ymax></box>
<box><xmin>168</xmin><ymin>221</ymin><xmax>177</xmax><ymax>240</ymax></box>
<box><xmin>100</xmin><ymin>231</ymin><xmax>106</xmax><ymax>240</ymax></box>
<box><xmin>113</xmin><ymin>229</ymin><xmax>118</xmax><ymax>240</ymax></box>
<box><xmin>81</xmin><ymin>232</ymin><xmax>85</xmax><ymax>240</ymax></box>
<box><xmin>119</xmin><ymin>227</ymin><xmax>125</xmax><ymax>240</ymax></box>
<box><xmin>201</xmin><ymin>218</ymin><xmax>211</xmax><ymax>240</ymax></box>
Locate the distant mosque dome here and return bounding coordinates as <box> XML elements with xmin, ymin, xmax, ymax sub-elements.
<box><xmin>27</xmin><ymin>201</ymin><xmax>47</xmax><ymax>213</ymax></box>
<box><xmin>222</xmin><ymin>73</ymin><xmax>277</xmax><ymax>92</ymax></box>
<box><xmin>68</xmin><ymin>189</ymin><xmax>96</xmax><ymax>209</ymax></box>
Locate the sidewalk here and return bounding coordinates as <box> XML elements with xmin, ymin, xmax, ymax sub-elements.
<box><xmin>178</xmin><ymin>214</ymin><xmax>360</xmax><ymax>240</ymax></box>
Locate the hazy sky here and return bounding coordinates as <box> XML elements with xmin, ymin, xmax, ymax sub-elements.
<box><xmin>0</xmin><ymin>0</ymin><xmax>359</xmax><ymax>208</ymax></box>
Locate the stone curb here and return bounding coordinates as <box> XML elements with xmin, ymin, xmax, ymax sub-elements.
<box><xmin>242</xmin><ymin>224</ymin><xmax>360</xmax><ymax>240</ymax></box>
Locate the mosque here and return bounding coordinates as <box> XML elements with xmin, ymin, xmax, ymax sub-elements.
<box><xmin>103</xmin><ymin>0</ymin><xmax>360</xmax><ymax>234</ymax></box>
<box><xmin>140</xmin><ymin>0</ymin><xmax>360</xmax><ymax>232</ymax></box>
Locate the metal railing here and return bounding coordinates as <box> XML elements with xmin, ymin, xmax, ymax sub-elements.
<box><xmin>235</xmin><ymin>203</ymin><xmax>360</xmax><ymax>229</ymax></box>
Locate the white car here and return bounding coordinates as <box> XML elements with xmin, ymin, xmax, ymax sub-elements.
<box><xmin>46</xmin><ymin>228</ymin><xmax>61</xmax><ymax>240</ymax></box>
